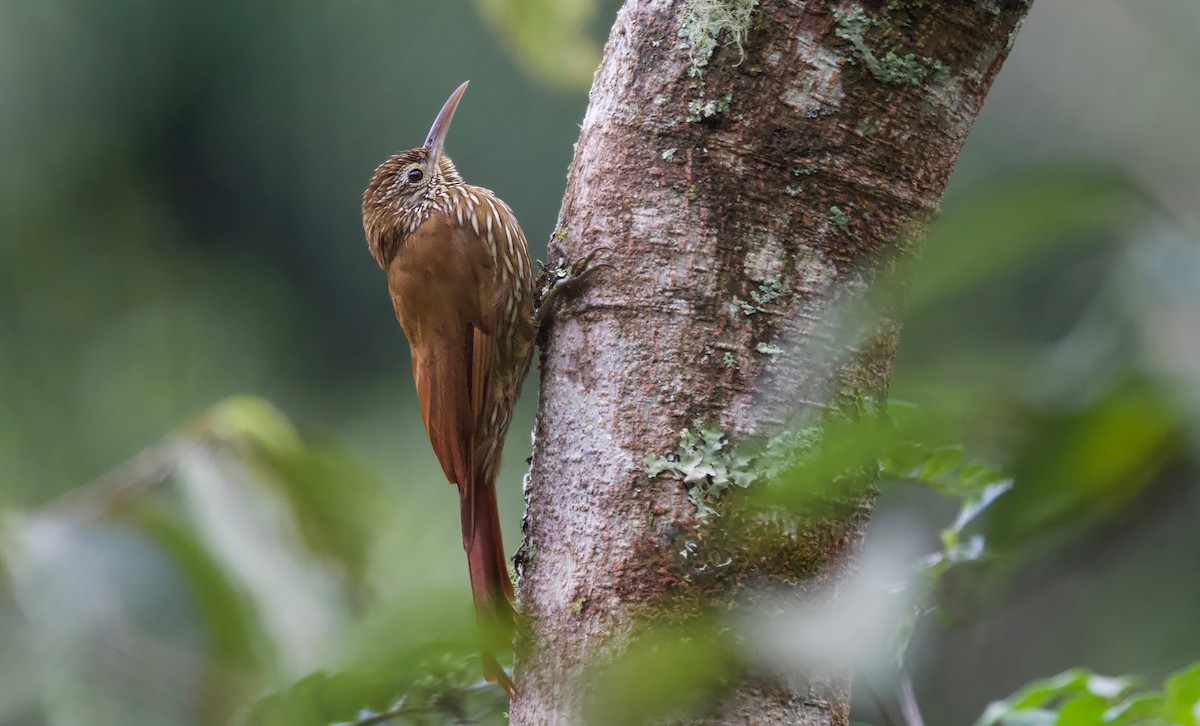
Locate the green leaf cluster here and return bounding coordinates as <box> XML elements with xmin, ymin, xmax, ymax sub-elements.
<box><xmin>977</xmin><ymin>663</ymin><xmax>1200</xmax><ymax>726</ymax></box>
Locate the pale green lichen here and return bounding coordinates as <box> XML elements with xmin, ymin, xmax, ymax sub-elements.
<box><xmin>645</xmin><ymin>424</ymin><xmax>821</xmax><ymax>517</ymax></box>
<box><xmin>834</xmin><ymin>7</ymin><xmax>949</xmax><ymax>87</ymax></box>
<box><xmin>686</xmin><ymin>91</ymin><xmax>733</xmax><ymax>122</ymax></box>
<box><xmin>678</xmin><ymin>0</ymin><xmax>761</xmax><ymax>77</ymax></box>
<box><xmin>729</xmin><ymin>275</ymin><xmax>791</xmax><ymax>316</ymax></box>
<box><xmin>756</xmin><ymin>342</ymin><xmax>784</xmax><ymax>355</ymax></box>
<box><xmin>661</xmin><ymin>147</ymin><xmax>678</xmax><ymax>161</ymax></box>
<box><xmin>646</xmin><ymin>422</ymin><xmax>754</xmax><ymax>517</ymax></box>
<box><xmin>855</xmin><ymin>117</ymin><xmax>882</xmax><ymax>136</ymax></box>
<box><xmin>829</xmin><ymin>205</ymin><xmax>852</xmax><ymax>234</ymax></box>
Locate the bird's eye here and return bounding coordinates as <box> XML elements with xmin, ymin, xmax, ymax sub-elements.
<box><xmin>407</xmin><ymin>168</ymin><xmax>424</xmax><ymax>183</ymax></box>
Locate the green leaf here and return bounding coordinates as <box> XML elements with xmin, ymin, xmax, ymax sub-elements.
<box><xmin>881</xmin><ymin>442</ymin><xmax>929</xmax><ymax>478</ymax></box>
<box><xmin>918</xmin><ymin>445</ymin><xmax>964</xmax><ymax>480</ymax></box>
<box><xmin>976</xmin><ymin>665</ymin><xmax>1200</xmax><ymax>726</ymax></box>
<box><xmin>1008</xmin><ymin>669</ymin><xmax>1091</xmax><ymax>709</ymax></box>
<box><xmin>193</xmin><ymin>396</ymin><xmax>388</xmax><ymax>587</ymax></box>
<box><xmin>976</xmin><ymin>669</ymin><xmax>1091</xmax><ymax>726</ymax></box>
<box><xmin>1102</xmin><ymin>692</ymin><xmax>1165</xmax><ymax>723</ymax></box>
<box><xmin>1162</xmin><ymin>662</ymin><xmax>1200</xmax><ymax>726</ymax></box>
<box><xmin>131</xmin><ymin>506</ymin><xmax>264</xmax><ymax>676</ymax></box>
<box><xmin>1054</xmin><ymin>693</ymin><xmax>1107</xmax><ymax>725</ymax></box>
<box><xmin>192</xmin><ymin>395</ymin><xmax>304</xmax><ymax>457</ymax></box>
<box><xmin>255</xmin><ymin>447</ymin><xmax>387</xmax><ymax>588</ymax></box>
<box><xmin>960</xmin><ymin>460</ymin><xmax>1008</xmax><ymax>490</ymax></box>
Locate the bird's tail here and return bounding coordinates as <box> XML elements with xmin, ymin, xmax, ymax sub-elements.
<box><xmin>460</xmin><ymin>480</ymin><xmax>518</xmax><ymax>699</ymax></box>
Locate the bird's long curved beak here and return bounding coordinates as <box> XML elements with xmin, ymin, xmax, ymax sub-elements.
<box><xmin>424</xmin><ymin>81</ymin><xmax>469</xmax><ymax>171</ymax></box>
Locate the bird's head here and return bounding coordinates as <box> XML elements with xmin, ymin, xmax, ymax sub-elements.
<box><xmin>363</xmin><ymin>81</ymin><xmax>469</xmax><ymax>267</ymax></box>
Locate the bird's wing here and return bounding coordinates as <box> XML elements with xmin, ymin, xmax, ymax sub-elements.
<box><xmin>389</xmin><ymin>196</ymin><xmax>523</xmax><ymax>695</ymax></box>
<box><xmin>391</xmin><ymin>210</ymin><xmax>501</xmax><ymax>540</ymax></box>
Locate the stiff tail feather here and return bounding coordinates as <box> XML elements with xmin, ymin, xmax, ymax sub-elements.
<box><xmin>460</xmin><ymin>480</ymin><xmax>518</xmax><ymax>699</ymax></box>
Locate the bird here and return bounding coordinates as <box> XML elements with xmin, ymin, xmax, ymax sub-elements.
<box><xmin>361</xmin><ymin>81</ymin><xmax>535</xmax><ymax>699</ymax></box>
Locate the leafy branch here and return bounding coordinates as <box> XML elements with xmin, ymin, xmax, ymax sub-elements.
<box><xmin>976</xmin><ymin>662</ymin><xmax>1200</xmax><ymax>726</ymax></box>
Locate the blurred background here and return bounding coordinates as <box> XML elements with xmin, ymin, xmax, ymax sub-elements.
<box><xmin>0</xmin><ymin>0</ymin><xmax>1196</xmax><ymax>724</ymax></box>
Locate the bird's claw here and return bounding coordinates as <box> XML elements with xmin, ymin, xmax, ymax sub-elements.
<box><xmin>535</xmin><ymin>245</ymin><xmax>612</xmax><ymax>326</ymax></box>
<box><xmin>574</xmin><ymin>245</ymin><xmax>614</xmax><ymax>275</ymax></box>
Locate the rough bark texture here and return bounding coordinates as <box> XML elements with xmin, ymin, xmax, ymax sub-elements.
<box><xmin>512</xmin><ymin>1</ymin><xmax>1031</xmax><ymax>723</ymax></box>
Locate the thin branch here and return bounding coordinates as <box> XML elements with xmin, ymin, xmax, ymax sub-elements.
<box><xmin>42</xmin><ymin>437</ymin><xmax>200</xmax><ymax>522</ymax></box>
<box><xmin>337</xmin><ymin>680</ymin><xmax>499</xmax><ymax>726</ymax></box>
<box><xmin>898</xmin><ymin>674</ymin><xmax>926</xmax><ymax>726</ymax></box>
<box><xmin>349</xmin><ymin>704</ymin><xmax>454</xmax><ymax>726</ymax></box>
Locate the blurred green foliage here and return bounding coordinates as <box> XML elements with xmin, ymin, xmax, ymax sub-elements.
<box><xmin>473</xmin><ymin>0</ymin><xmax>603</xmax><ymax>89</ymax></box>
<box><xmin>977</xmin><ymin>663</ymin><xmax>1200</xmax><ymax>726</ymax></box>
<box><xmin>1</xmin><ymin>1</ymin><xmax>1198</xmax><ymax>725</ymax></box>
<box><xmin>584</xmin><ymin>623</ymin><xmax>733</xmax><ymax>726</ymax></box>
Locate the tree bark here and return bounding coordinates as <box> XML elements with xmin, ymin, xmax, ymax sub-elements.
<box><xmin>512</xmin><ymin>1</ymin><xmax>1031</xmax><ymax>723</ymax></box>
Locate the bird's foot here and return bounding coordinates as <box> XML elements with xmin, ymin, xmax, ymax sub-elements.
<box><xmin>535</xmin><ymin>243</ymin><xmax>612</xmax><ymax>327</ymax></box>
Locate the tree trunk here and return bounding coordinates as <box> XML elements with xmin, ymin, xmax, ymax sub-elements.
<box><xmin>512</xmin><ymin>1</ymin><xmax>1032</xmax><ymax>723</ymax></box>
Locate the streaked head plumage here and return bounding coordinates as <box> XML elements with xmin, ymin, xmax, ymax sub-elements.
<box><xmin>362</xmin><ymin>81</ymin><xmax>471</xmax><ymax>266</ymax></box>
